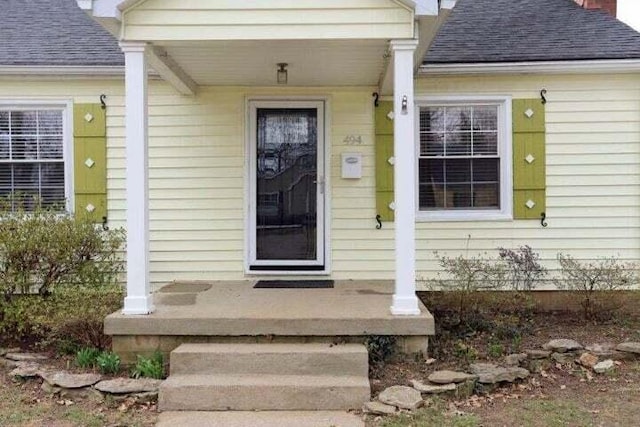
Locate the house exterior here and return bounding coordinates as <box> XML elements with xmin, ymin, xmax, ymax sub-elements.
<box><xmin>1</xmin><ymin>0</ymin><xmax>640</xmax><ymax>319</ymax></box>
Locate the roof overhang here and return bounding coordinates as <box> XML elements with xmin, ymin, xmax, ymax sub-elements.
<box><xmin>419</xmin><ymin>59</ymin><xmax>640</xmax><ymax>75</ymax></box>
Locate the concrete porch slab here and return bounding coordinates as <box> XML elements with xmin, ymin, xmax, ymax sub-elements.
<box><xmin>106</xmin><ymin>280</ymin><xmax>434</xmax><ymax>362</ymax></box>
<box><xmin>105</xmin><ymin>280</ymin><xmax>434</xmax><ymax>337</ymax></box>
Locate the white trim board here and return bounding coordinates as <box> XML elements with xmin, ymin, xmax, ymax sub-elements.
<box><xmin>419</xmin><ymin>59</ymin><xmax>640</xmax><ymax>75</ymax></box>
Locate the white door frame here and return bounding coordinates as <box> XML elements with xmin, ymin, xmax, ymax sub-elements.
<box><xmin>246</xmin><ymin>99</ymin><xmax>326</xmax><ymax>270</ymax></box>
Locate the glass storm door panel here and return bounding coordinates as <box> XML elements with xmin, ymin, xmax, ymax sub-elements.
<box><xmin>252</xmin><ymin>105</ymin><xmax>324</xmax><ymax>267</ymax></box>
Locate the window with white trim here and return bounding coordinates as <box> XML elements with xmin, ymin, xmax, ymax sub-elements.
<box><xmin>417</xmin><ymin>99</ymin><xmax>511</xmax><ymax>220</ymax></box>
<box><xmin>0</xmin><ymin>108</ymin><xmax>67</xmax><ymax>211</ymax></box>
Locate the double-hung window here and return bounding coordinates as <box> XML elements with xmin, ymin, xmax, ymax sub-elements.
<box><xmin>416</xmin><ymin>98</ymin><xmax>512</xmax><ymax>221</ymax></box>
<box><xmin>0</xmin><ymin>106</ymin><xmax>68</xmax><ymax>211</ymax></box>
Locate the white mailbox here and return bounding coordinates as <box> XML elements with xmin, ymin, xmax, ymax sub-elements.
<box><xmin>341</xmin><ymin>153</ymin><xmax>362</xmax><ymax>179</ymax></box>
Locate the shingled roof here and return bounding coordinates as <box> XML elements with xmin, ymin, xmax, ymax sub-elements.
<box><xmin>0</xmin><ymin>0</ymin><xmax>638</xmax><ymax>68</ymax></box>
<box><xmin>0</xmin><ymin>0</ymin><xmax>123</xmax><ymax>66</ymax></box>
<box><xmin>424</xmin><ymin>0</ymin><xmax>640</xmax><ymax>64</ymax></box>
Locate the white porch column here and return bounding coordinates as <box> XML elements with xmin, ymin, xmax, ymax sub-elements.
<box><xmin>390</xmin><ymin>39</ymin><xmax>421</xmax><ymax>316</ymax></box>
<box><xmin>120</xmin><ymin>41</ymin><xmax>154</xmax><ymax>315</ymax></box>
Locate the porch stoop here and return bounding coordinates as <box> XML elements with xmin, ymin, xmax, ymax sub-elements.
<box><xmin>158</xmin><ymin>343</ymin><xmax>371</xmax><ymax>412</ymax></box>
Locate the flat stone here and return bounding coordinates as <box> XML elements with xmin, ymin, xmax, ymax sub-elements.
<box><xmin>523</xmin><ymin>358</ymin><xmax>552</xmax><ymax>374</ymax></box>
<box><xmin>504</xmin><ymin>353</ymin><xmax>528</xmax><ymax>366</ymax></box>
<box><xmin>5</xmin><ymin>352</ymin><xmax>49</xmax><ymax>362</ymax></box>
<box><xmin>616</xmin><ymin>342</ymin><xmax>640</xmax><ymax>354</ymax></box>
<box><xmin>94</xmin><ymin>378</ymin><xmax>162</xmax><ymax>394</ymax></box>
<box><xmin>10</xmin><ymin>363</ymin><xmax>41</xmax><ymax>378</ymax></box>
<box><xmin>551</xmin><ymin>352</ymin><xmax>576</xmax><ymax>364</ymax></box>
<box><xmin>410</xmin><ymin>379</ymin><xmax>456</xmax><ymax>394</ymax></box>
<box><xmin>578</xmin><ymin>352</ymin><xmax>599</xmax><ymax>368</ymax></box>
<box><xmin>0</xmin><ymin>347</ymin><xmax>20</xmax><ymax>357</ymax></box>
<box><xmin>42</xmin><ymin>372</ymin><xmax>102</xmax><ymax>389</ymax></box>
<box><xmin>363</xmin><ymin>400</ymin><xmax>397</xmax><ymax>415</ymax></box>
<box><xmin>377</xmin><ymin>386</ymin><xmax>423</xmax><ymax>411</ymax></box>
<box><xmin>41</xmin><ymin>381</ymin><xmax>61</xmax><ymax>395</ymax></box>
<box><xmin>543</xmin><ymin>339</ymin><xmax>583</xmax><ymax>353</ymax></box>
<box><xmin>526</xmin><ymin>349</ymin><xmax>551</xmax><ymax>359</ymax></box>
<box><xmin>593</xmin><ymin>359</ymin><xmax>615</xmax><ymax>374</ymax></box>
<box><xmin>469</xmin><ymin>363</ymin><xmax>530</xmax><ymax>384</ymax></box>
<box><xmin>428</xmin><ymin>370</ymin><xmax>477</xmax><ymax>384</ymax></box>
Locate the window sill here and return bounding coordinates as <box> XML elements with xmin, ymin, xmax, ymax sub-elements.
<box><xmin>416</xmin><ymin>210</ymin><xmax>513</xmax><ymax>222</ymax></box>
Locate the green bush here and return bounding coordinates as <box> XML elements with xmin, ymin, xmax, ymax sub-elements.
<box><xmin>96</xmin><ymin>351</ymin><xmax>121</xmax><ymax>375</ymax></box>
<box><xmin>0</xmin><ymin>201</ymin><xmax>125</xmax><ymax>350</ymax></box>
<box><xmin>0</xmin><ymin>285</ymin><xmax>124</xmax><ymax>351</ymax></box>
<box><xmin>76</xmin><ymin>347</ymin><xmax>101</xmax><ymax>369</ymax></box>
<box><xmin>0</xmin><ymin>202</ymin><xmax>125</xmax><ymax>300</ymax></box>
<box><xmin>131</xmin><ymin>352</ymin><xmax>165</xmax><ymax>379</ymax></box>
<box><xmin>365</xmin><ymin>335</ymin><xmax>397</xmax><ymax>367</ymax></box>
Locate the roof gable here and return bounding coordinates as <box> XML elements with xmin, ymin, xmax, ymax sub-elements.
<box><xmin>425</xmin><ymin>0</ymin><xmax>640</xmax><ymax>64</ymax></box>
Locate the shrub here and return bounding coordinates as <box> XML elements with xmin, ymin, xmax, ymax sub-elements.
<box><xmin>365</xmin><ymin>335</ymin><xmax>397</xmax><ymax>367</ymax></box>
<box><xmin>131</xmin><ymin>352</ymin><xmax>165</xmax><ymax>379</ymax></box>
<box><xmin>96</xmin><ymin>351</ymin><xmax>121</xmax><ymax>375</ymax></box>
<box><xmin>0</xmin><ymin>285</ymin><xmax>123</xmax><ymax>351</ymax></box>
<box><xmin>555</xmin><ymin>253</ymin><xmax>638</xmax><ymax>320</ymax></box>
<box><xmin>76</xmin><ymin>347</ymin><xmax>101</xmax><ymax>369</ymax></box>
<box><xmin>0</xmin><ymin>202</ymin><xmax>125</xmax><ymax>301</ymax></box>
<box><xmin>427</xmin><ymin>251</ymin><xmax>508</xmax><ymax>325</ymax></box>
<box><xmin>499</xmin><ymin>245</ymin><xmax>547</xmax><ymax>291</ymax></box>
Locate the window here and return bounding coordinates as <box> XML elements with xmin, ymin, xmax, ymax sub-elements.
<box><xmin>416</xmin><ymin>98</ymin><xmax>512</xmax><ymax>221</ymax></box>
<box><xmin>0</xmin><ymin>107</ymin><xmax>67</xmax><ymax>211</ymax></box>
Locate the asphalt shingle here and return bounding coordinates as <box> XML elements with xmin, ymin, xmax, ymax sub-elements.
<box><xmin>425</xmin><ymin>0</ymin><xmax>640</xmax><ymax>64</ymax></box>
<box><xmin>0</xmin><ymin>0</ymin><xmax>123</xmax><ymax>66</ymax></box>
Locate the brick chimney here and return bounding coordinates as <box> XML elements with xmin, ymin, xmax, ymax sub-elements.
<box><xmin>574</xmin><ymin>0</ymin><xmax>617</xmax><ymax>17</ymax></box>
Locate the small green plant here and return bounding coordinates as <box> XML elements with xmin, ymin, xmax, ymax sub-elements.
<box><xmin>96</xmin><ymin>351</ymin><xmax>121</xmax><ymax>375</ymax></box>
<box><xmin>453</xmin><ymin>341</ymin><xmax>478</xmax><ymax>363</ymax></box>
<box><xmin>131</xmin><ymin>351</ymin><xmax>165</xmax><ymax>379</ymax></box>
<box><xmin>76</xmin><ymin>347</ymin><xmax>101</xmax><ymax>369</ymax></box>
<box><xmin>365</xmin><ymin>335</ymin><xmax>398</xmax><ymax>367</ymax></box>
<box><xmin>555</xmin><ymin>253</ymin><xmax>638</xmax><ymax>320</ymax></box>
<box><xmin>487</xmin><ymin>341</ymin><xmax>504</xmax><ymax>359</ymax></box>
<box><xmin>511</xmin><ymin>334</ymin><xmax>523</xmax><ymax>352</ymax></box>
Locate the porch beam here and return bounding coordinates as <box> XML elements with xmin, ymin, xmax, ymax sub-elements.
<box><xmin>120</xmin><ymin>41</ymin><xmax>154</xmax><ymax>315</ymax></box>
<box><xmin>390</xmin><ymin>39</ymin><xmax>421</xmax><ymax>316</ymax></box>
<box><xmin>146</xmin><ymin>46</ymin><xmax>199</xmax><ymax>96</ymax></box>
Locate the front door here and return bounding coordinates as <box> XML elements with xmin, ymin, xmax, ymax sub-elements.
<box><xmin>248</xmin><ymin>101</ymin><xmax>325</xmax><ymax>271</ymax></box>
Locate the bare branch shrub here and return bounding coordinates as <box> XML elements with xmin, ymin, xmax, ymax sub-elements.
<box><xmin>498</xmin><ymin>245</ymin><xmax>547</xmax><ymax>291</ymax></box>
<box><xmin>555</xmin><ymin>253</ymin><xmax>638</xmax><ymax>320</ymax></box>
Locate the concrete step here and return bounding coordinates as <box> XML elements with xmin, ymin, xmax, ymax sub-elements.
<box><xmin>157</xmin><ymin>411</ymin><xmax>365</xmax><ymax>427</ymax></box>
<box><xmin>158</xmin><ymin>374</ymin><xmax>371</xmax><ymax>411</ymax></box>
<box><xmin>169</xmin><ymin>343</ymin><xmax>369</xmax><ymax>377</ymax></box>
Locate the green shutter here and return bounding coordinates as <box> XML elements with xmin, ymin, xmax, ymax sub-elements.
<box><xmin>73</xmin><ymin>103</ymin><xmax>107</xmax><ymax>222</ymax></box>
<box><xmin>375</xmin><ymin>101</ymin><xmax>394</xmax><ymax>222</ymax></box>
<box><xmin>512</xmin><ymin>99</ymin><xmax>546</xmax><ymax>219</ymax></box>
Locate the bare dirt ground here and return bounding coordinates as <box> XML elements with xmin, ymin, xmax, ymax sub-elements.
<box><xmin>370</xmin><ymin>312</ymin><xmax>640</xmax><ymax>427</ymax></box>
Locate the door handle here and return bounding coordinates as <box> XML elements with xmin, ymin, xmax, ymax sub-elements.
<box><xmin>314</xmin><ymin>177</ymin><xmax>325</xmax><ymax>194</ymax></box>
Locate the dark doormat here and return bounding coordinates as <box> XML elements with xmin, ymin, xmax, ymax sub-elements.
<box><xmin>254</xmin><ymin>280</ymin><xmax>334</xmax><ymax>289</ymax></box>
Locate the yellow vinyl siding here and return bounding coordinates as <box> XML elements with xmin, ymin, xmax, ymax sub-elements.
<box><xmin>1</xmin><ymin>72</ymin><xmax>637</xmax><ymax>290</ymax></box>
<box><xmin>414</xmin><ymin>73</ymin><xmax>640</xmax><ymax>288</ymax></box>
<box><xmin>122</xmin><ymin>0</ymin><xmax>413</xmax><ymax>41</ymax></box>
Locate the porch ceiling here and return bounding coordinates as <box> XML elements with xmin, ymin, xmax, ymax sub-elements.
<box><xmin>157</xmin><ymin>40</ymin><xmax>389</xmax><ymax>87</ymax></box>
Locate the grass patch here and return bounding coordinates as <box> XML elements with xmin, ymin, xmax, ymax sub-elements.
<box><xmin>373</xmin><ymin>399</ymin><xmax>480</xmax><ymax>427</ymax></box>
<box><xmin>507</xmin><ymin>399</ymin><xmax>594</xmax><ymax>427</ymax></box>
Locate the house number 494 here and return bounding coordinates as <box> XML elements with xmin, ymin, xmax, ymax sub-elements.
<box><xmin>344</xmin><ymin>135</ymin><xmax>363</xmax><ymax>145</ymax></box>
